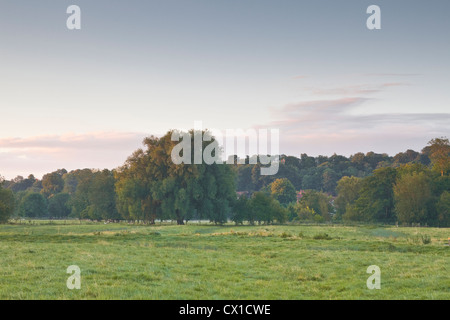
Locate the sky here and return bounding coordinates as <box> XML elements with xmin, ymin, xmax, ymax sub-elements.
<box><xmin>0</xmin><ymin>0</ymin><xmax>449</xmax><ymax>179</ymax></box>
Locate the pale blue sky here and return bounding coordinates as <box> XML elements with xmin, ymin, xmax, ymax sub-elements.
<box><xmin>0</xmin><ymin>0</ymin><xmax>449</xmax><ymax>178</ymax></box>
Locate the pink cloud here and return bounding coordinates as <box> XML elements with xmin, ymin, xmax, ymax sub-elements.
<box><xmin>0</xmin><ymin>132</ymin><xmax>148</xmax><ymax>179</ymax></box>
<box><xmin>258</xmin><ymin>97</ymin><xmax>449</xmax><ymax>157</ymax></box>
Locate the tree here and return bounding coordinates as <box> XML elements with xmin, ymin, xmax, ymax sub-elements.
<box><xmin>287</xmin><ymin>201</ymin><xmax>317</xmax><ymax>221</ymax></box>
<box><xmin>48</xmin><ymin>193</ymin><xmax>71</xmax><ymax>219</ymax></box>
<box><xmin>249</xmin><ymin>192</ymin><xmax>286</xmax><ymax>224</ymax></box>
<box><xmin>299</xmin><ymin>190</ymin><xmax>332</xmax><ymax>221</ymax></box>
<box><xmin>354</xmin><ymin>167</ymin><xmax>397</xmax><ymax>222</ymax></box>
<box><xmin>335</xmin><ymin>176</ymin><xmax>363</xmax><ymax>217</ymax></box>
<box><xmin>436</xmin><ymin>191</ymin><xmax>450</xmax><ymax>227</ymax></box>
<box><xmin>41</xmin><ymin>170</ymin><xmax>65</xmax><ymax>197</ymax></box>
<box><xmin>231</xmin><ymin>195</ymin><xmax>250</xmax><ymax>225</ymax></box>
<box><xmin>69</xmin><ymin>169</ymin><xmax>118</xmax><ymax>220</ymax></box>
<box><xmin>322</xmin><ymin>168</ymin><xmax>339</xmax><ymax>195</ymax></box>
<box><xmin>0</xmin><ymin>185</ymin><xmax>15</xmax><ymax>223</ymax></box>
<box><xmin>8</xmin><ymin>175</ymin><xmax>36</xmax><ymax>193</ymax></box>
<box><xmin>87</xmin><ymin>170</ymin><xmax>119</xmax><ymax>220</ymax></box>
<box><xmin>393</xmin><ymin>149</ymin><xmax>420</xmax><ymax>165</ymax></box>
<box><xmin>393</xmin><ymin>172</ymin><xmax>432</xmax><ymax>224</ymax></box>
<box><xmin>269</xmin><ymin>178</ymin><xmax>297</xmax><ymax>207</ymax></box>
<box><xmin>300</xmin><ymin>153</ymin><xmax>316</xmax><ymax>169</ymax></box>
<box><xmin>301</xmin><ymin>167</ymin><xmax>324</xmax><ymax>191</ymax></box>
<box><xmin>115</xmin><ymin>130</ymin><xmax>236</xmax><ymax>225</ymax></box>
<box><xmin>18</xmin><ymin>193</ymin><xmax>48</xmax><ymax>218</ymax></box>
<box><xmin>427</xmin><ymin>137</ymin><xmax>450</xmax><ymax>176</ymax></box>
<box><xmin>68</xmin><ymin>169</ymin><xmax>94</xmax><ymax>219</ymax></box>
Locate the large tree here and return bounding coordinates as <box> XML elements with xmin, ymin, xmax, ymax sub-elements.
<box><xmin>335</xmin><ymin>176</ymin><xmax>363</xmax><ymax>217</ymax></box>
<box><xmin>69</xmin><ymin>169</ymin><xmax>118</xmax><ymax>220</ymax></box>
<box><xmin>354</xmin><ymin>167</ymin><xmax>397</xmax><ymax>222</ymax></box>
<box><xmin>115</xmin><ymin>130</ymin><xmax>236</xmax><ymax>225</ymax></box>
<box><xmin>249</xmin><ymin>192</ymin><xmax>287</xmax><ymax>224</ymax></box>
<box><xmin>393</xmin><ymin>171</ymin><xmax>433</xmax><ymax>224</ymax></box>
<box><xmin>18</xmin><ymin>193</ymin><xmax>48</xmax><ymax>218</ymax></box>
<box><xmin>299</xmin><ymin>190</ymin><xmax>333</xmax><ymax>221</ymax></box>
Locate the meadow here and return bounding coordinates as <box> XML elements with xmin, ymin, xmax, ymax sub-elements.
<box><xmin>0</xmin><ymin>221</ymin><xmax>448</xmax><ymax>300</ymax></box>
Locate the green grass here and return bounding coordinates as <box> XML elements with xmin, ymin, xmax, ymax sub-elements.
<box><xmin>0</xmin><ymin>221</ymin><xmax>448</xmax><ymax>299</ymax></box>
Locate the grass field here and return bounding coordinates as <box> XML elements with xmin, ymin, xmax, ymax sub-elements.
<box><xmin>0</xmin><ymin>221</ymin><xmax>448</xmax><ymax>299</ymax></box>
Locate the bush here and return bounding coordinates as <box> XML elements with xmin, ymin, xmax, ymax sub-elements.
<box><xmin>280</xmin><ymin>231</ymin><xmax>292</xmax><ymax>238</ymax></box>
<box><xmin>313</xmin><ymin>233</ymin><xmax>332</xmax><ymax>240</ymax></box>
<box><xmin>421</xmin><ymin>234</ymin><xmax>431</xmax><ymax>245</ymax></box>
<box><xmin>409</xmin><ymin>234</ymin><xmax>432</xmax><ymax>245</ymax></box>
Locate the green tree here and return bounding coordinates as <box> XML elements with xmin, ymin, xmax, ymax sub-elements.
<box><xmin>69</xmin><ymin>169</ymin><xmax>118</xmax><ymax>220</ymax></box>
<box><xmin>115</xmin><ymin>130</ymin><xmax>236</xmax><ymax>225</ymax></box>
<box><xmin>354</xmin><ymin>167</ymin><xmax>397</xmax><ymax>222</ymax></box>
<box><xmin>19</xmin><ymin>193</ymin><xmax>48</xmax><ymax>218</ymax></box>
<box><xmin>436</xmin><ymin>191</ymin><xmax>450</xmax><ymax>227</ymax></box>
<box><xmin>249</xmin><ymin>192</ymin><xmax>286</xmax><ymax>224</ymax></box>
<box><xmin>8</xmin><ymin>175</ymin><xmax>36</xmax><ymax>193</ymax></box>
<box><xmin>322</xmin><ymin>168</ymin><xmax>339</xmax><ymax>195</ymax></box>
<box><xmin>300</xmin><ymin>154</ymin><xmax>316</xmax><ymax>169</ymax></box>
<box><xmin>287</xmin><ymin>201</ymin><xmax>317</xmax><ymax>221</ymax></box>
<box><xmin>231</xmin><ymin>195</ymin><xmax>250</xmax><ymax>225</ymax></box>
<box><xmin>41</xmin><ymin>170</ymin><xmax>65</xmax><ymax>197</ymax></box>
<box><xmin>299</xmin><ymin>190</ymin><xmax>332</xmax><ymax>221</ymax></box>
<box><xmin>68</xmin><ymin>170</ymin><xmax>94</xmax><ymax>219</ymax></box>
<box><xmin>269</xmin><ymin>178</ymin><xmax>297</xmax><ymax>207</ymax></box>
<box><xmin>393</xmin><ymin>172</ymin><xmax>432</xmax><ymax>224</ymax></box>
<box><xmin>335</xmin><ymin>176</ymin><xmax>363</xmax><ymax>217</ymax></box>
<box><xmin>87</xmin><ymin>170</ymin><xmax>118</xmax><ymax>220</ymax></box>
<box><xmin>0</xmin><ymin>185</ymin><xmax>15</xmax><ymax>223</ymax></box>
<box><xmin>48</xmin><ymin>193</ymin><xmax>71</xmax><ymax>218</ymax></box>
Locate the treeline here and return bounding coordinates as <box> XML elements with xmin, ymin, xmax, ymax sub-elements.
<box><xmin>237</xmin><ymin>147</ymin><xmax>432</xmax><ymax>195</ymax></box>
<box><xmin>1</xmin><ymin>168</ymin><xmax>118</xmax><ymax>221</ymax></box>
<box><xmin>334</xmin><ymin>164</ymin><xmax>450</xmax><ymax>226</ymax></box>
<box><xmin>0</xmin><ymin>134</ymin><xmax>449</xmax><ymax>226</ymax></box>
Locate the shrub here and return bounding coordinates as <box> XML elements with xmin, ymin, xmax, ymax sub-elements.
<box><xmin>280</xmin><ymin>231</ymin><xmax>292</xmax><ymax>238</ymax></box>
<box><xmin>313</xmin><ymin>233</ymin><xmax>332</xmax><ymax>240</ymax></box>
<box><xmin>421</xmin><ymin>234</ymin><xmax>431</xmax><ymax>245</ymax></box>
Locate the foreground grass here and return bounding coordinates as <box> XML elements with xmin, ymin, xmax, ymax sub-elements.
<box><xmin>0</xmin><ymin>221</ymin><xmax>448</xmax><ymax>299</ymax></box>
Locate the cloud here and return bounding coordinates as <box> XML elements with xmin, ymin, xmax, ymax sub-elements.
<box><xmin>303</xmin><ymin>82</ymin><xmax>409</xmax><ymax>96</ymax></box>
<box><xmin>0</xmin><ymin>132</ymin><xmax>148</xmax><ymax>180</ymax></box>
<box><xmin>261</xmin><ymin>97</ymin><xmax>450</xmax><ymax>157</ymax></box>
<box><xmin>254</xmin><ymin>75</ymin><xmax>448</xmax><ymax>157</ymax></box>
<box><xmin>363</xmin><ymin>73</ymin><xmax>422</xmax><ymax>77</ymax></box>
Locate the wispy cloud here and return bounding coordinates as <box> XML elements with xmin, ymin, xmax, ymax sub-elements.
<box><xmin>303</xmin><ymin>82</ymin><xmax>409</xmax><ymax>96</ymax></box>
<box><xmin>364</xmin><ymin>73</ymin><xmax>422</xmax><ymax>77</ymax></box>
<box><xmin>263</xmin><ymin>96</ymin><xmax>449</xmax><ymax>156</ymax></box>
